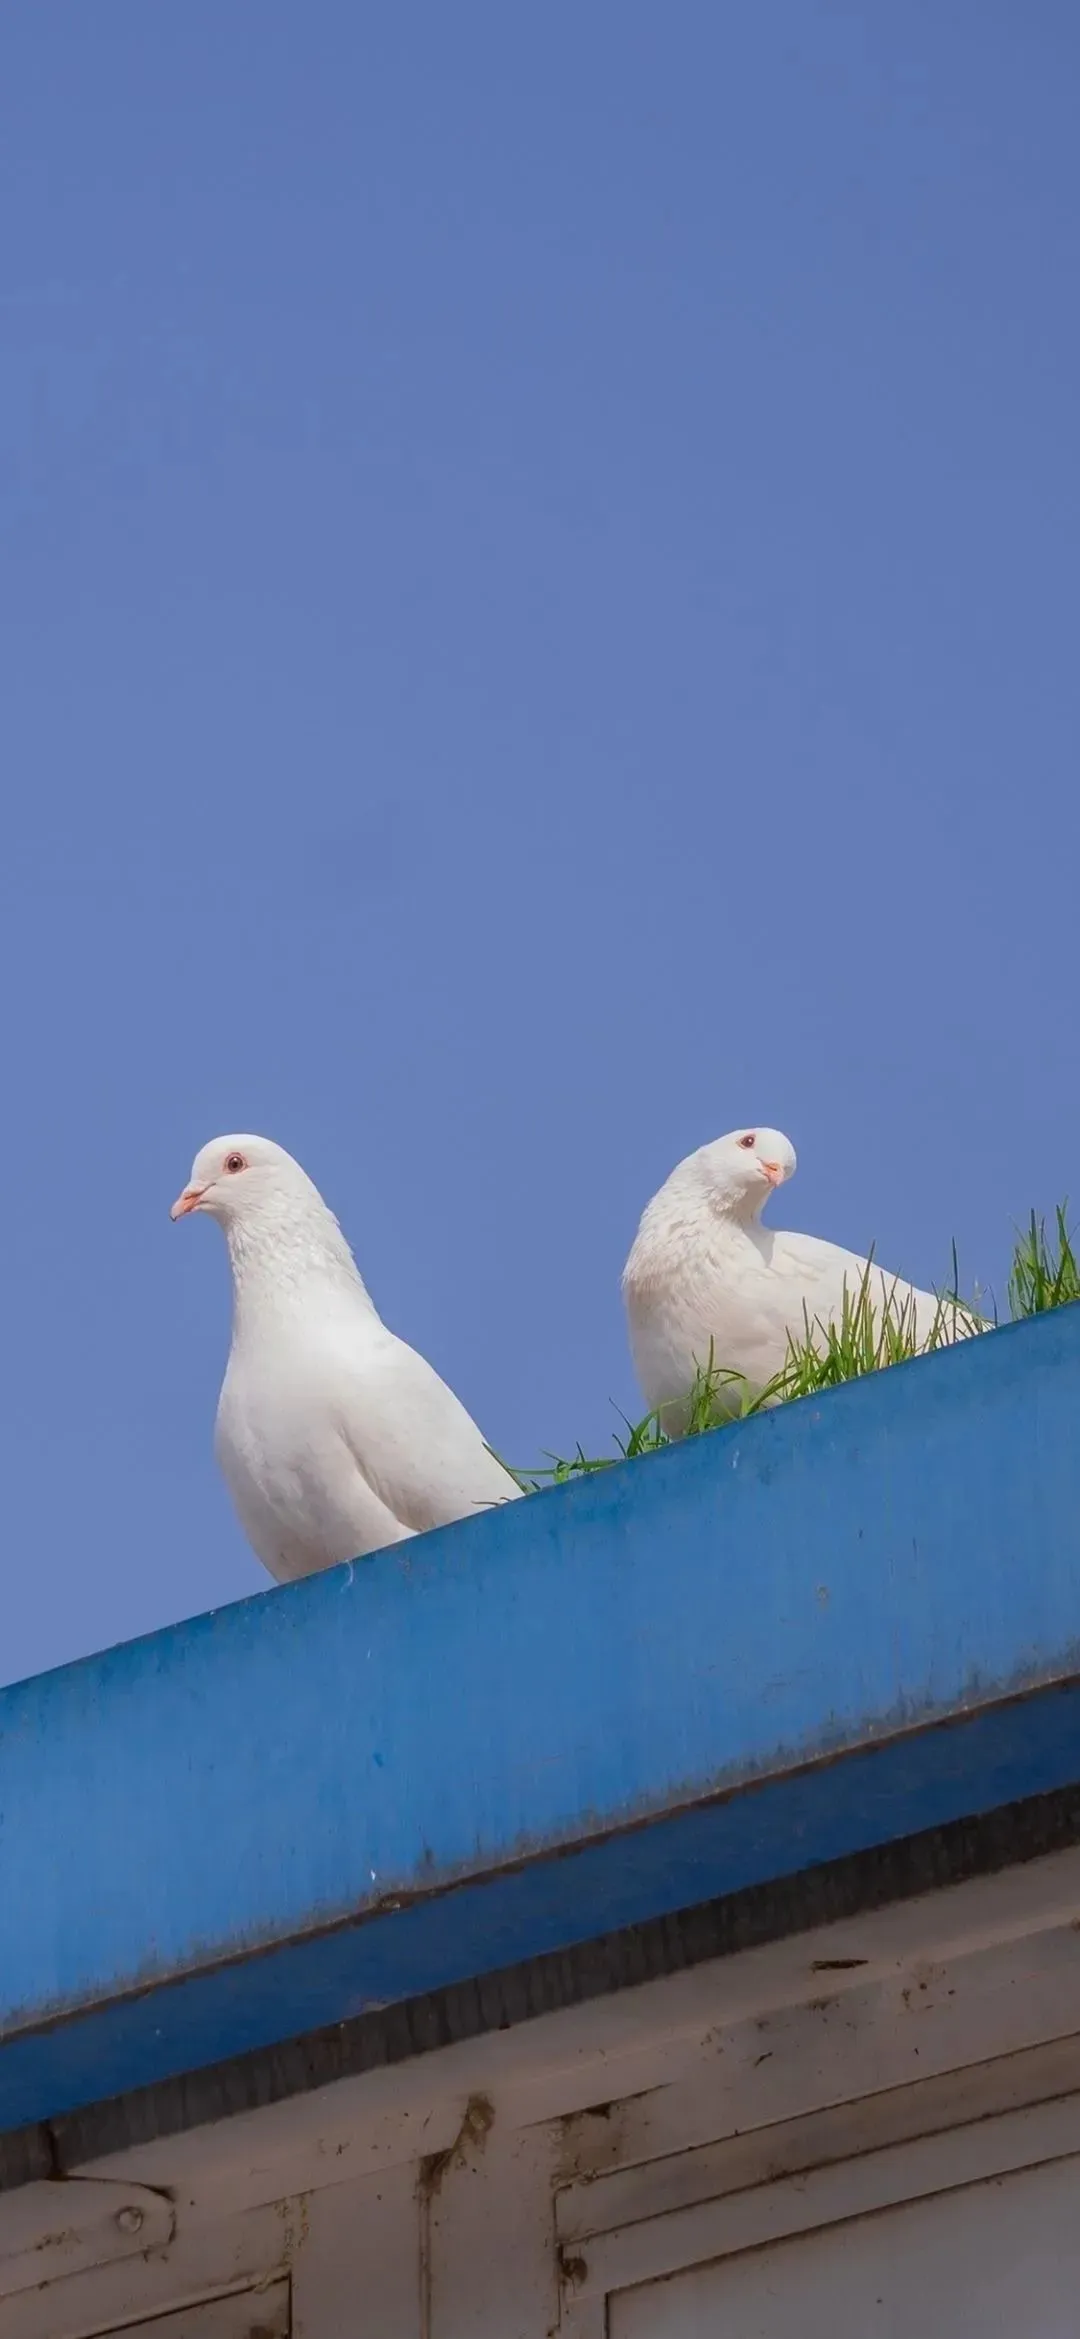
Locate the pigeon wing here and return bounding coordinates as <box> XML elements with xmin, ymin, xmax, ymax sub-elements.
<box><xmin>331</xmin><ymin>1327</ymin><xmax>521</xmax><ymax>1536</ymax></box>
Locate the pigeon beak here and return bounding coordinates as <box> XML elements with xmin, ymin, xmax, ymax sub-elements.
<box><xmin>170</xmin><ymin>1185</ymin><xmax>207</xmax><ymax>1220</ymax></box>
<box><xmin>760</xmin><ymin>1160</ymin><xmax>785</xmax><ymax>1187</ymax></box>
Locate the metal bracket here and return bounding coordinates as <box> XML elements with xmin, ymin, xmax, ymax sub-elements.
<box><xmin>0</xmin><ymin>2176</ymin><xmax>174</xmax><ymax>2298</ymax></box>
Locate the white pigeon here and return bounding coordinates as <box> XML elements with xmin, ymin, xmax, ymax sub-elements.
<box><xmin>171</xmin><ymin>1133</ymin><xmax>520</xmax><ymax>1581</ymax></box>
<box><xmin>623</xmin><ymin>1125</ymin><xmax>977</xmax><ymax>1434</ymax></box>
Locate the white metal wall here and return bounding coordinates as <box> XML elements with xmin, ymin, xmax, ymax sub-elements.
<box><xmin>8</xmin><ymin>1842</ymin><xmax>1080</xmax><ymax>2339</ymax></box>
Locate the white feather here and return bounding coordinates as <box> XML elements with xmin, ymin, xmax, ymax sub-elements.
<box><xmin>623</xmin><ymin>1124</ymin><xmax>975</xmax><ymax>1434</ymax></box>
<box><xmin>175</xmin><ymin>1134</ymin><xmax>519</xmax><ymax>1582</ymax></box>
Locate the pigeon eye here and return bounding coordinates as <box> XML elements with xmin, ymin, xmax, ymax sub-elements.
<box><xmin>737</xmin><ymin>1133</ymin><xmax>756</xmax><ymax>1150</ymax></box>
<box><xmin>224</xmin><ymin>1151</ymin><xmax>247</xmax><ymax>1174</ymax></box>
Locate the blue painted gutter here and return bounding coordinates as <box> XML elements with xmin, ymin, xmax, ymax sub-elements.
<box><xmin>2</xmin><ymin>1306</ymin><xmax>1080</xmax><ymax>2133</ymax></box>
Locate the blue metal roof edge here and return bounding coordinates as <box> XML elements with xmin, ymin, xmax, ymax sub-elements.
<box><xmin>3</xmin><ymin>1305</ymin><xmax>1080</xmax><ymax>2132</ymax></box>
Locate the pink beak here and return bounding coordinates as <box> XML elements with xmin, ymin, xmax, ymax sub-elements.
<box><xmin>170</xmin><ymin>1186</ymin><xmax>206</xmax><ymax>1220</ymax></box>
<box><xmin>760</xmin><ymin>1160</ymin><xmax>785</xmax><ymax>1187</ymax></box>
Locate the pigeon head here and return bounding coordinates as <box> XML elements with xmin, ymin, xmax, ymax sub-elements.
<box><xmin>170</xmin><ymin>1133</ymin><xmax>318</xmax><ymax>1230</ymax></box>
<box><xmin>698</xmin><ymin>1126</ymin><xmax>797</xmax><ymax>1220</ymax></box>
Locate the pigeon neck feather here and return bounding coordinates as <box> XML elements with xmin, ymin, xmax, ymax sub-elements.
<box><xmin>224</xmin><ymin>1186</ymin><xmax>376</xmax><ymax>1332</ymax></box>
<box><xmin>675</xmin><ymin>1150</ymin><xmax>769</xmax><ymax>1229</ymax></box>
<box><xmin>624</xmin><ymin>1167</ymin><xmax>769</xmax><ymax>1306</ymax></box>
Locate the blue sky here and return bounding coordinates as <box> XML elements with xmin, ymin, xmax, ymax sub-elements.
<box><xmin>2</xmin><ymin>4</ymin><xmax>1078</xmax><ymax>1686</ymax></box>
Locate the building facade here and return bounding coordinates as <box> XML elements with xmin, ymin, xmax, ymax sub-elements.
<box><xmin>2</xmin><ymin>1309</ymin><xmax>1079</xmax><ymax>2335</ymax></box>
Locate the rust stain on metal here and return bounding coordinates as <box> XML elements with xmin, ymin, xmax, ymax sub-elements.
<box><xmin>274</xmin><ymin>2189</ymin><xmax>311</xmax><ymax>2262</ymax></box>
<box><xmin>556</xmin><ymin>2096</ymin><xmax>630</xmax><ymax>2185</ymax></box>
<box><xmin>560</xmin><ymin>2249</ymin><xmax>589</xmax><ymax>2289</ymax></box>
<box><xmin>417</xmin><ymin>2095</ymin><xmax>495</xmax><ymax>2339</ymax></box>
<box><xmin>418</xmin><ymin>2093</ymin><xmax>495</xmax><ymax>2201</ymax></box>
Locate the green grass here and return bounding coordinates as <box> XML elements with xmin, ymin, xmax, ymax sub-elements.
<box><xmin>506</xmin><ymin>1204</ymin><xmax>1077</xmax><ymax>1492</ymax></box>
<box><xmin>1008</xmin><ymin>1204</ymin><xmax>1080</xmax><ymax>1318</ymax></box>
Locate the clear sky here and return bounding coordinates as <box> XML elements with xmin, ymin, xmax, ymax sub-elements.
<box><xmin>2</xmin><ymin>4</ymin><xmax>1078</xmax><ymax>1687</ymax></box>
